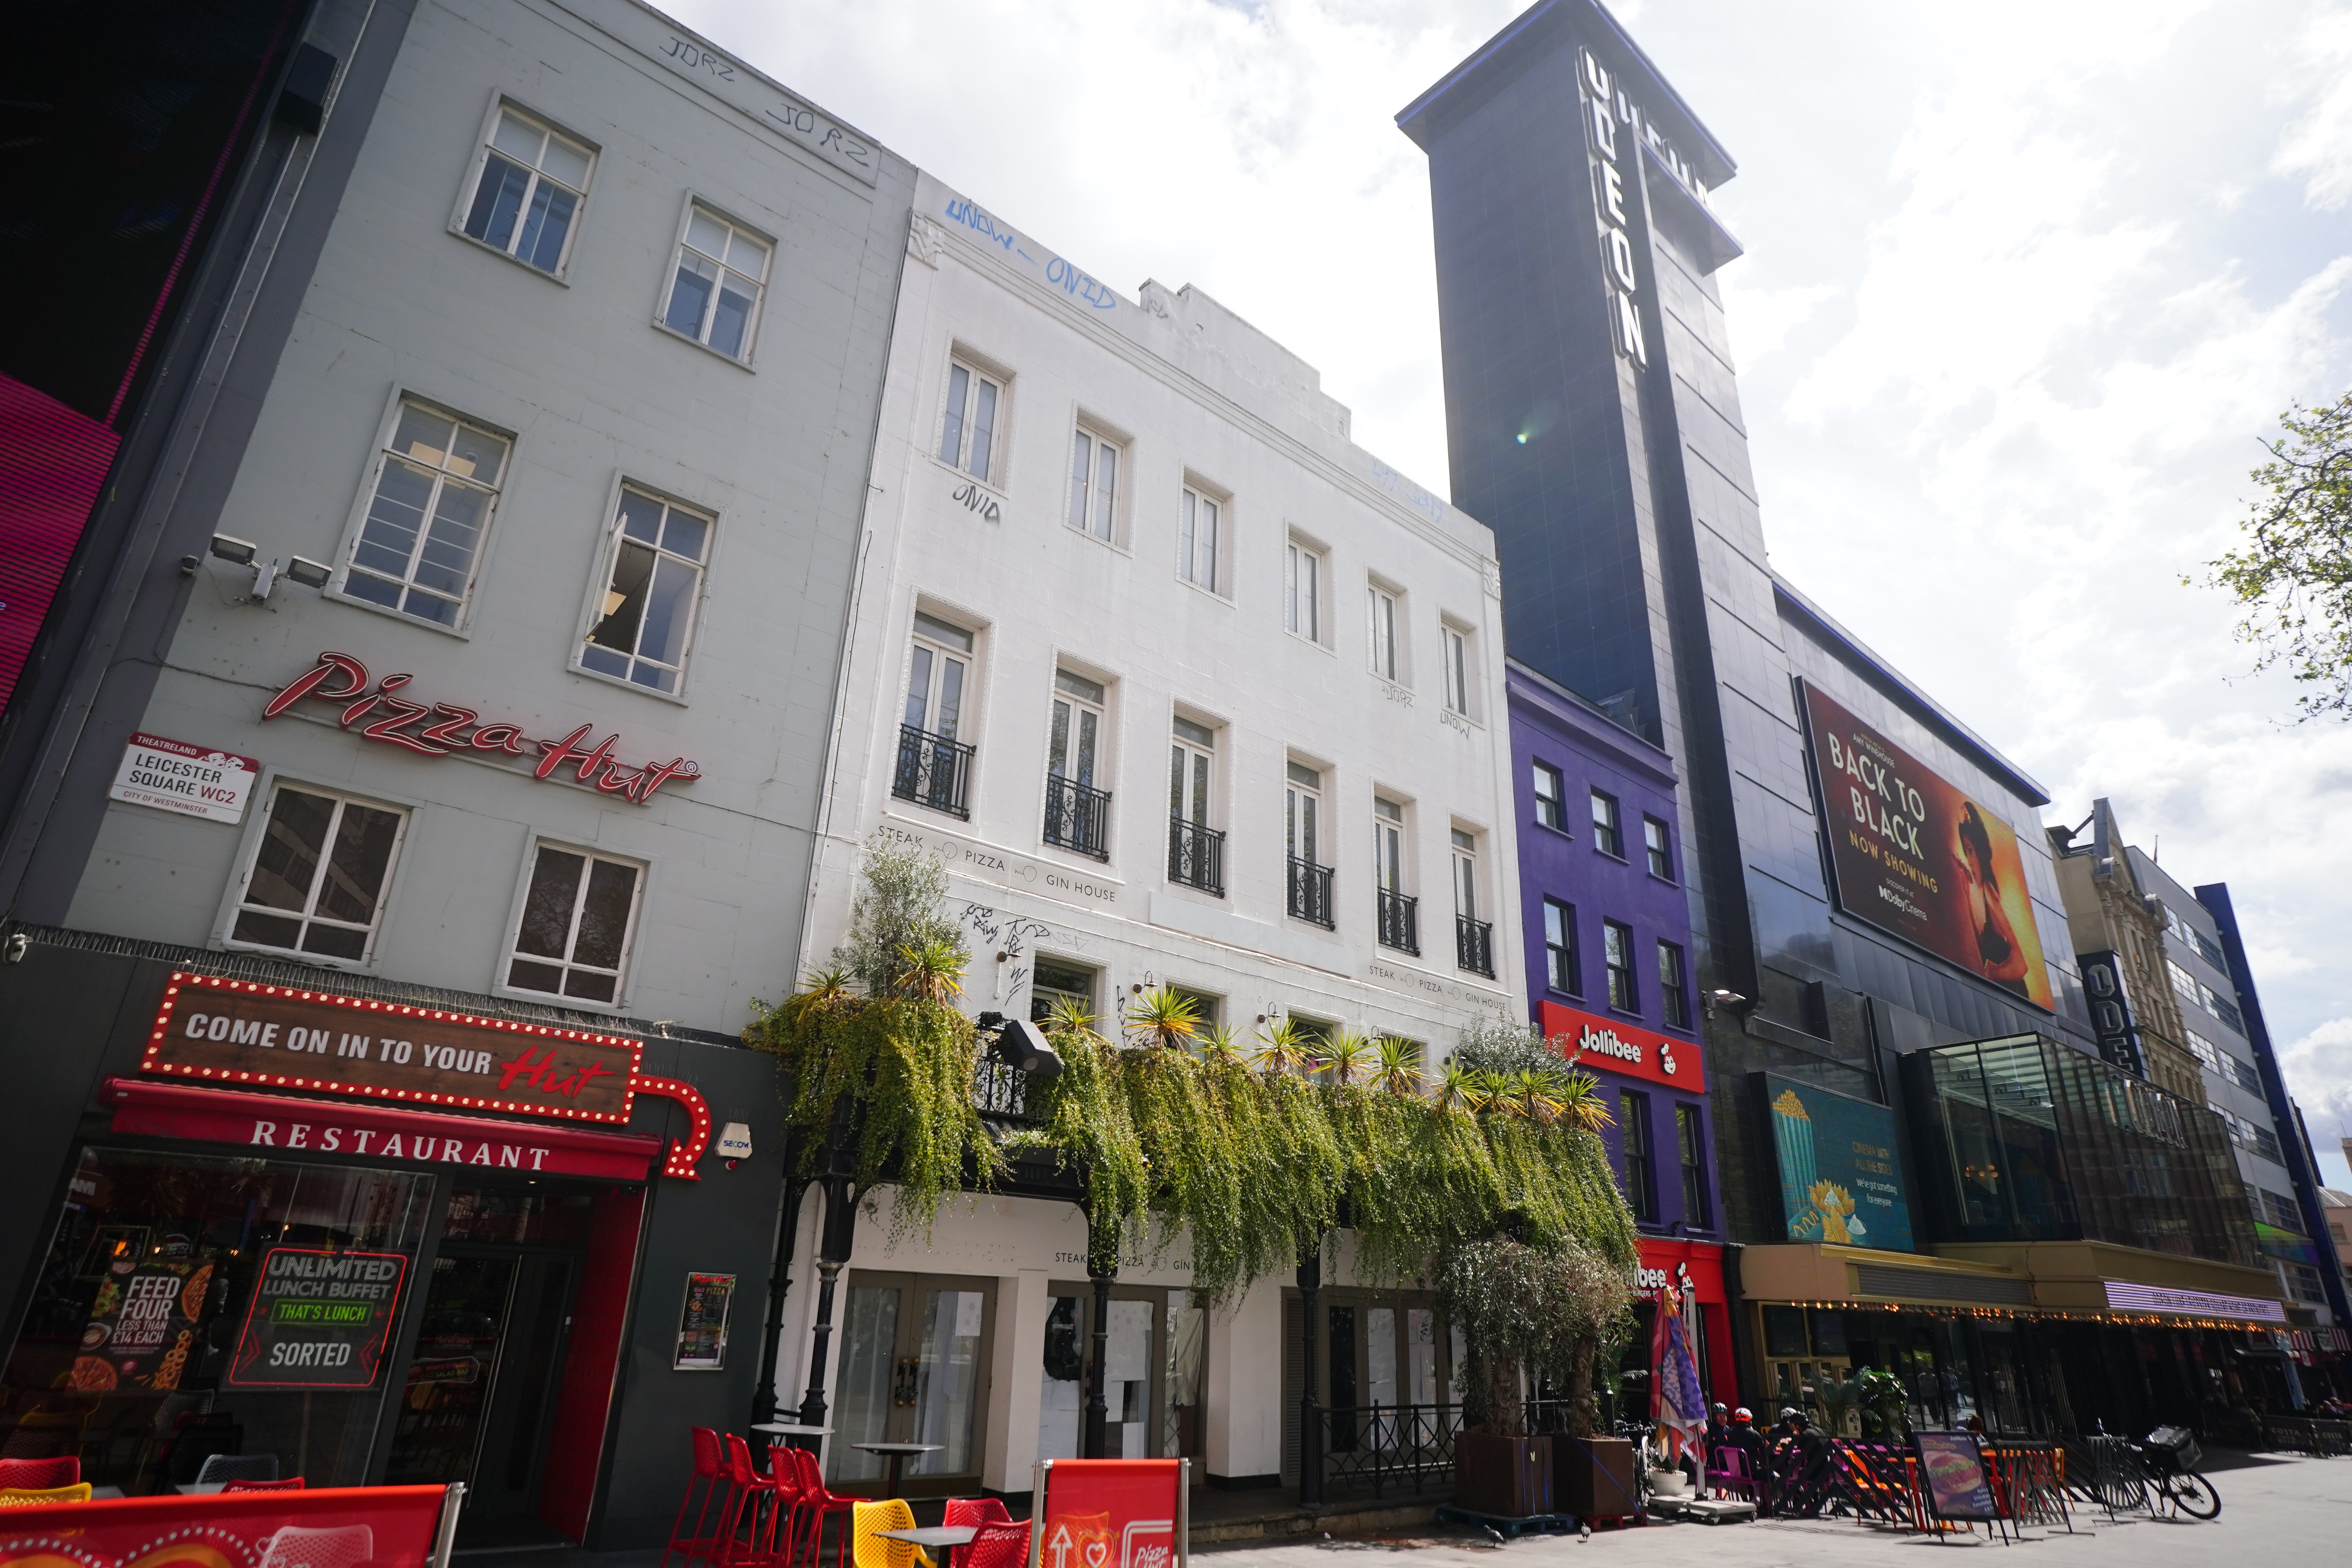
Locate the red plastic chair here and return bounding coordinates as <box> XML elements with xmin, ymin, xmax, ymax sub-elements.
<box><xmin>962</xmin><ymin>1522</ymin><xmax>1030</xmax><ymax>1568</ymax></box>
<box><xmin>664</xmin><ymin>1428</ymin><xmax>736</xmax><ymax>1568</ymax></box>
<box><xmin>942</xmin><ymin>1499</ymin><xmax>1011</xmax><ymax>1528</ymax></box>
<box><xmin>225</xmin><ymin>1477</ymin><xmax>306</xmax><ymax>1492</ymax></box>
<box><xmin>0</xmin><ymin>1458</ymin><xmax>79</xmax><ymax>1491</ymax></box>
<box><xmin>787</xmin><ymin>1447</ymin><xmax>860</xmax><ymax>1568</ymax></box>
<box><xmin>713</xmin><ymin>1436</ymin><xmax>790</xmax><ymax>1568</ymax></box>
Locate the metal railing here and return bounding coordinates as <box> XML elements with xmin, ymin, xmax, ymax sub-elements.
<box><xmin>1288</xmin><ymin>857</ymin><xmax>1335</xmax><ymax>928</ymax></box>
<box><xmin>1043</xmin><ymin>775</ymin><xmax>1112</xmax><ymax>860</ymax></box>
<box><xmin>1456</xmin><ymin>915</ymin><xmax>1495</xmax><ymax>977</ymax></box>
<box><xmin>1167</xmin><ymin>817</ymin><xmax>1225</xmax><ymax>895</ymax></box>
<box><xmin>1312</xmin><ymin>1401</ymin><xmax>1461</xmax><ymax>1498</ymax></box>
<box><xmin>892</xmin><ymin>724</ymin><xmax>973</xmax><ymax>818</ymax></box>
<box><xmin>973</xmin><ymin>1057</ymin><xmax>1035</xmax><ymax>1122</ymax></box>
<box><xmin>1376</xmin><ymin>888</ymin><xmax>1419</xmax><ymax>955</ymax></box>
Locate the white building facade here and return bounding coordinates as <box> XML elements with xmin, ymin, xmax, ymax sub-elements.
<box><xmin>781</xmin><ymin>172</ymin><xmax>1525</xmax><ymax>1496</ymax></box>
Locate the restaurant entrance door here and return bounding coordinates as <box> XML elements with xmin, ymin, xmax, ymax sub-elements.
<box><xmin>383</xmin><ymin>1187</ymin><xmax>586</xmax><ymax>1545</ymax></box>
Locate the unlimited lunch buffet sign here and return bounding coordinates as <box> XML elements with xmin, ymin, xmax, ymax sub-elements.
<box><xmin>264</xmin><ymin>651</ymin><xmax>701</xmax><ymax>804</ymax></box>
<box><xmin>145</xmin><ymin>972</ymin><xmax>641</xmax><ymax>1123</ymax></box>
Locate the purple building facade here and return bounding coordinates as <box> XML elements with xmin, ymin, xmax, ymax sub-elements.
<box><xmin>1508</xmin><ymin>660</ymin><xmax>1731</xmax><ymax>1394</ymax></box>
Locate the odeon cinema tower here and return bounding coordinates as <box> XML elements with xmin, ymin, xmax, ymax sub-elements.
<box><xmin>1400</xmin><ymin>2</ymin><xmax>2286</xmax><ymax>1426</ymax></box>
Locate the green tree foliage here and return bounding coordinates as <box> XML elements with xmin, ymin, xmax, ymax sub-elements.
<box><xmin>744</xmin><ymin>837</ymin><xmax>997</xmax><ymax>1238</ymax></box>
<box><xmin>1437</xmin><ymin>1238</ymin><xmax>1633</xmax><ymax>1436</ymax></box>
<box><xmin>2205</xmin><ymin>390</ymin><xmax>2352</xmax><ymax>719</ymax></box>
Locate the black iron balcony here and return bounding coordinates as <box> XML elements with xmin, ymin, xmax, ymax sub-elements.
<box><xmin>1044</xmin><ymin>775</ymin><xmax>1112</xmax><ymax>860</ymax></box>
<box><xmin>892</xmin><ymin>724</ymin><xmax>973</xmax><ymax>819</ymax></box>
<box><xmin>1289</xmin><ymin>856</ymin><xmax>1335</xmax><ymax>929</ymax></box>
<box><xmin>1456</xmin><ymin>914</ymin><xmax>1495</xmax><ymax>978</ymax></box>
<box><xmin>1168</xmin><ymin>817</ymin><xmax>1225</xmax><ymax>896</ymax></box>
<box><xmin>1376</xmin><ymin>887</ymin><xmax>1419</xmax><ymax>955</ymax></box>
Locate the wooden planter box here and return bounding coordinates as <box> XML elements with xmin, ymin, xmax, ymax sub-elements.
<box><xmin>1454</xmin><ymin>1432</ymin><xmax>1555</xmax><ymax>1518</ymax></box>
<box><xmin>1554</xmin><ymin>1434</ymin><xmax>1636</xmax><ymax>1521</ymax></box>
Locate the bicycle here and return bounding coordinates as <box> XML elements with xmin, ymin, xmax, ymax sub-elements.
<box><xmin>2131</xmin><ymin>1426</ymin><xmax>2220</xmax><ymax>1520</ymax></box>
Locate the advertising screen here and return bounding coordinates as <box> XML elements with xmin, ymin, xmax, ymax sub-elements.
<box><xmin>1764</xmin><ymin>1073</ymin><xmax>1915</xmax><ymax>1252</ymax></box>
<box><xmin>1798</xmin><ymin>682</ymin><xmax>2054</xmax><ymax>1009</ymax></box>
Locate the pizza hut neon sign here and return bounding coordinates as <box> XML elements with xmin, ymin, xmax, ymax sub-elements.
<box><xmin>264</xmin><ymin>652</ymin><xmax>701</xmax><ymax>804</ymax></box>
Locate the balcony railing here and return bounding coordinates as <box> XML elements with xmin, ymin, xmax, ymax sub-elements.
<box><xmin>1455</xmin><ymin>914</ymin><xmax>1495</xmax><ymax>977</ymax></box>
<box><xmin>1044</xmin><ymin>775</ymin><xmax>1112</xmax><ymax>861</ymax></box>
<box><xmin>1376</xmin><ymin>887</ymin><xmax>1419</xmax><ymax>955</ymax></box>
<box><xmin>891</xmin><ymin>724</ymin><xmax>973</xmax><ymax>819</ymax></box>
<box><xmin>1168</xmin><ymin>817</ymin><xmax>1225</xmax><ymax>896</ymax></box>
<box><xmin>1288</xmin><ymin>857</ymin><xmax>1335</xmax><ymax>928</ymax></box>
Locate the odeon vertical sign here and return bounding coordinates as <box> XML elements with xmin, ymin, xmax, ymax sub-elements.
<box><xmin>1575</xmin><ymin>47</ymin><xmax>1719</xmax><ymax>370</ymax></box>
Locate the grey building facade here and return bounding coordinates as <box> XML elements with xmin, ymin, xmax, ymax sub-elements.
<box><xmin>0</xmin><ymin>0</ymin><xmax>912</xmax><ymax>1545</ymax></box>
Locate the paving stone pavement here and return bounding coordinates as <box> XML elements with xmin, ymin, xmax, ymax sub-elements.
<box><xmin>1193</xmin><ymin>1451</ymin><xmax>2352</xmax><ymax>1567</ymax></box>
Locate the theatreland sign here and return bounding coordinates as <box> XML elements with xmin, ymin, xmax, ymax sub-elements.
<box><xmin>263</xmin><ymin>652</ymin><xmax>701</xmax><ymax>804</ymax></box>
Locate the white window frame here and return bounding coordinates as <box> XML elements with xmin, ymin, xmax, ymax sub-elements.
<box><xmin>657</xmin><ymin>198</ymin><xmax>773</xmax><ymax>364</ymax></box>
<box><xmin>574</xmin><ymin>480</ymin><xmax>716</xmax><ymax>700</ymax></box>
<box><xmin>1532</xmin><ymin>762</ymin><xmax>1566</xmax><ymax>831</ymax></box>
<box><xmin>1286</xmin><ymin>760</ymin><xmax>1324</xmax><ymax>869</ymax></box>
<box><xmin>330</xmin><ymin>391</ymin><xmax>513</xmax><ymax>635</ymax></box>
<box><xmin>221</xmin><ymin>779</ymin><xmax>412</xmax><ymax>967</ymax></box>
<box><xmin>1441</xmin><ymin>622</ymin><xmax>1474</xmax><ymax>715</ymax></box>
<box><xmin>905</xmin><ymin>612</ymin><xmax>978</xmax><ymax>743</ymax></box>
<box><xmin>1170</xmin><ymin>715</ymin><xmax>1217</xmax><ymax>830</ymax></box>
<box><xmin>1179</xmin><ymin>484</ymin><xmax>1223</xmax><ymax>592</ymax></box>
<box><xmin>1368</xmin><ymin>583</ymin><xmax>1401</xmax><ymax>682</ymax></box>
<box><xmin>1451</xmin><ymin>828</ymin><xmax>1480</xmax><ymax>920</ymax></box>
<box><xmin>450</xmin><ymin>98</ymin><xmax>597</xmax><ymax>279</ymax></box>
<box><xmin>938</xmin><ymin>354</ymin><xmax>1009</xmax><ymax>486</ymax></box>
<box><xmin>1374</xmin><ymin>797</ymin><xmax>1408</xmax><ymax>895</ymax></box>
<box><xmin>1068</xmin><ymin>426</ymin><xmax>1123</xmax><ymax>543</ymax></box>
<box><xmin>499</xmin><ymin>839</ymin><xmax>649</xmax><ymax>1009</ymax></box>
<box><xmin>1285</xmin><ymin>538</ymin><xmax>1323</xmax><ymax>643</ymax></box>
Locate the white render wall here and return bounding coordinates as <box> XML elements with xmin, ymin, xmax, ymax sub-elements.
<box><xmin>63</xmin><ymin>0</ymin><xmax>913</xmax><ymax>1035</ymax></box>
<box><xmin>804</xmin><ymin>171</ymin><xmax>1525</xmax><ymax>1052</ymax></box>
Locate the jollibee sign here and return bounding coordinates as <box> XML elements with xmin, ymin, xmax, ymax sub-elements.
<box><xmin>1539</xmin><ymin>1000</ymin><xmax>1704</xmax><ymax>1092</ymax></box>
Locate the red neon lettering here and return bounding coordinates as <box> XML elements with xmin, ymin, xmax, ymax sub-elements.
<box><xmin>417</xmin><ymin>704</ymin><xmax>478</xmax><ymax>751</ymax></box>
<box><xmin>361</xmin><ymin>695</ymin><xmax>447</xmax><ymax>755</ymax></box>
<box><xmin>262</xmin><ymin>653</ymin><xmax>369</xmax><ymax>719</ymax></box>
<box><xmin>470</xmin><ymin>723</ymin><xmax>528</xmax><ymax>756</ymax></box>
<box><xmin>341</xmin><ymin>671</ymin><xmax>413</xmax><ymax>729</ymax></box>
<box><xmin>633</xmin><ymin>758</ymin><xmax>700</xmax><ymax>803</ymax></box>
<box><xmin>533</xmin><ymin>724</ymin><xmax>598</xmax><ymax>781</ymax></box>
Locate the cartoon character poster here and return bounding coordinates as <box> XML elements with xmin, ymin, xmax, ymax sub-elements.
<box><xmin>1764</xmin><ymin>1074</ymin><xmax>1915</xmax><ymax>1253</ymax></box>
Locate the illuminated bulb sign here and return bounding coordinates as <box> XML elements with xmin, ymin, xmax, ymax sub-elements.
<box><xmin>264</xmin><ymin>652</ymin><xmax>700</xmax><ymax>804</ymax></box>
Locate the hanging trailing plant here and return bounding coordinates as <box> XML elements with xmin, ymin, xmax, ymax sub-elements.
<box><xmin>743</xmin><ymin>835</ymin><xmax>999</xmax><ymax>1238</ymax></box>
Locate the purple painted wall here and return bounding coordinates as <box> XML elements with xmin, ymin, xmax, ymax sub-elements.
<box><xmin>1508</xmin><ymin>660</ymin><xmax>1718</xmax><ymax>1239</ymax></box>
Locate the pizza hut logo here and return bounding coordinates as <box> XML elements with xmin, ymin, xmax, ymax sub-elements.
<box><xmin>265</xmin><ymin>653</ymin><xmax>700</xmax><ymax>805</ymax></box>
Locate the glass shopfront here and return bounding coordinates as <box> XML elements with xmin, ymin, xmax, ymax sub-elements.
<box><xmin>1</xmin><ymin>1147</ymin><xmax>433</xmax><ymax>1491</ymax></box>
<box><xmin>3</xmin><ymin>1145</ymin><xmax>626</xmax><ymax>1532</ymax></box>
<box><xmin>829</xmin><ymin>1270</ymin><xmax>998</xmax><ymax>1496</ymax></box>
<box><xmin>1036</xmin><ymin>1283</ymin><xmax>1207</xmax><ymax>1466</ymax></box>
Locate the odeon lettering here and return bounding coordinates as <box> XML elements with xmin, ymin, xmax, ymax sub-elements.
<box><xmin>264</xmin><ymin>652</ymin><xmax>700</xmax><ymax>804</ymax></box>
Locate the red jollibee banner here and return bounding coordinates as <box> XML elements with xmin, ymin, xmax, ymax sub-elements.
<box><xmin>1031</xmin><ymin>1459</ymin><xmax>1185</xmax><ymax>1568</ymax></box>
<box><xmin>0</xmin><ymin>1485</ymin><xmax>453</xmax><ymax>1568</ymax></box>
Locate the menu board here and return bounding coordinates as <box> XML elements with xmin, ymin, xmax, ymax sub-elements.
<box><xmin>75</xmin><ymin>1249</ymin><xmax>217</xmax><ymax>1392</ymax></box>
<box><xmin>1913</xmin><ymin>1430</ymin><xmax>1997</xmax><ymax>1521</ymax></box>
<box><xmin>226</xmin><ymin>1247</ymin><xmax>408</xmax><ymax>1388</ymax></box>
<box><xmin>674</xmin><ymin>1273</ymin><xmax>734</xmax><ymax>1370</ymax></box>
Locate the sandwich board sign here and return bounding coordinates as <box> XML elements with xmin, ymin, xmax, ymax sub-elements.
<box><xmin>1031</xmin><ymin>1459</ymin><xmax>1187</xmax><ymax>1568</ymax></box>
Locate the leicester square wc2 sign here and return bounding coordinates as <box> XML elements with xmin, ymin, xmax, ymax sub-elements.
<box><xmin>107</xmin><ymin>731</ymin><xmax>260</xmax><ymax>823</ymax></box>
<box><xmin>145</xmin><ymin>972</ymin><xmax>642</xmax><ymax>1123</ymax></box>
<box><xmin>263</xmin><ymin>650</ymin><xmax>701</xmax><ymax>804</ymax></box>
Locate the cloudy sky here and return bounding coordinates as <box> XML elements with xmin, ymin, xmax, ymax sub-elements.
<box><xmin>668</xmin><ymin>0</ymin><xmax>2352</xmax><ymax>1183</ymax></box>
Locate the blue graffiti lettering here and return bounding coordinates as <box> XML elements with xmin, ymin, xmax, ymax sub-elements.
<box><xmin>943</xmin><ymin>198</ymin><xmax>1014</xmax><ymax>251</ymax></box>
<box><xmin>1044</xmin><ymin>256</ymin><xmax>1118</xmax><ymax>311</ymax></box>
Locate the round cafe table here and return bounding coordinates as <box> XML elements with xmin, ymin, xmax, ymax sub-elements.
<box><xmin>852</xmin><ymin>1441</ymin><xmax>943</xmax><ymax>1500</ymax></box>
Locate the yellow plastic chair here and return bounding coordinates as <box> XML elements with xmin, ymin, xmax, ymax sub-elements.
<box><xmin>0</xmin><ymin>1483</ymin><xmax>92</xmax><ymax>1506</ymax></box>
<box><xmin>850</xmin><ymin>1499</ymin><xmax>931</xmax><ymax>1568</ymax></box>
